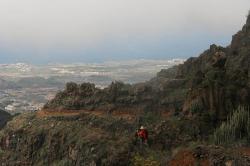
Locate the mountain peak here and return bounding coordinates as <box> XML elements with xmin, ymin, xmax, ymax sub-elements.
<box><xmin>244</xmin><ymin>10</ymin><xmax>250</xmax><ymax>31</ymax></box>
<box><xmin>230</xmin><ymin>11</ymin><xmax>250</xmax><ymax>51</ymax></box>
<box><xmin>247</xmin><ymin>10</ymin><xmax>250</xmax><ymax>25</ymax></box>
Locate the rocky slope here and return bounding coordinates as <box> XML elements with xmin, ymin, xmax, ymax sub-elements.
<box><xmin>0</xmin><ymin>107</ymin><xmax>250</xmax><ymax>165</ymax></box>
<box><xmin>0</xmin><ymin>111</ymin><xmax>203</xmax><ymax>165</ymax></box>
<box><xmin>0</xmin><ymin>12</ymin><xmax>249</xmax><ymax>166</ymax></box>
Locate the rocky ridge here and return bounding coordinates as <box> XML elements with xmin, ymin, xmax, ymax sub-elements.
<box><xmin>45</xmin><ymin>13</ymin><xmax>250</xmax><ymax>122</ymax></box>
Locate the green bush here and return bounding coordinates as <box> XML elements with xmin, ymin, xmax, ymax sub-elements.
<box><xmin>213</xmin><ymin>106</ymin><xmax>250</xmax><ymax>145</ymax></box>
<box><xmin>65</xmin><ymin>82</ymin><xmax>78</xmax><ymax>94</ymax></box>
<box><xmin>139</xmin><ymin>111</ymin><xmax>162</xmax><ymax>126</ymax></box>
<box><xmin>190</xmin><ymin>101</ymin><xmax>203</xmax><ymax>114</ymax></box>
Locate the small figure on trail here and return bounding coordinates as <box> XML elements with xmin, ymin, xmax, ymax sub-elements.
<box><xmin>135</xmin><ymin>126</ymin><xmax>148</xmax><ymax>145</ymax></box>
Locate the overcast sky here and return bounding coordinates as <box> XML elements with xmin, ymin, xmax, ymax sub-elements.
<box><xmin>0</xmin><ymin>0</ymin><xmax>249</xmax><ymax>64</ymax></box>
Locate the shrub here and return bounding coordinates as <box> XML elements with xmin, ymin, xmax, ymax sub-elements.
<box><xmin>213</xmin><ymin>106</ymin><xmax>250</xmax><ymax>145</ymax></box>
<box><xmin>139</xmin><ymin>111</ymin><xmax>162</xmax><ymax>126</ymax></box>
<box><xmin>131</xmin><ymin>153</ymin><xmax>161</xmax><ymax>166</ymax></box>
<box><xmin>65</xmin><ymin>82</ymin><xmax>78</xmax><ymax>94</ymax></box>
<box><xmin>190</xmin><ymin>101</ymin><xmax>203</xmax><ymax>114</ymax></box>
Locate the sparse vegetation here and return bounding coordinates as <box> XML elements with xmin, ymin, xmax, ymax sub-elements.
<box><xmin>131</xmin><ymin>152</ymin><xmax>161</xmax><ymax>166</ymax></box>
<box><xmin>190</xmin><ymin>101</ymin><xmax>203</xmax><ymax>114</ymax></box>
<box><xmin>213</xmin><ymin>106</ymin><xmax>250</xmax><ymax>145</ymax></box>
<box><xmin>138</xmin><ymin>111</ymin><xmax>162</xmax><ymax>126</ymax></box>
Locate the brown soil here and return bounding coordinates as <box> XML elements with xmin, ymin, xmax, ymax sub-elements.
<box><xmin>169</xmin><ymin>150</ymin><xmax>196</xmax><ymax>166</ymax></box>
<box><xmin>161</xmin><ymin>110</ymin><xmax>173</xmax><ymax>119</ymax></box>
<box><xmin>238</xmin><ymin>147</ymin><xmax>250</xmax><ymax>157</ymax></box>
<box><xmin>36</xmin><ymin>109</ymin><xmax>83</xmax><ymax>117</ymax></box>
<box><xmin>36</xmin><ymin>109</ymin><xmax>137</xmax><ymax>122</ymax></box>
<box><xmin>200</xmin><ymin>160</ymin><xmax>210</xmax><ymax>166</ymax></box>
<box><xmin>169</xmin><ymin>149</ymin><xmax>210</xmax><ymax>166</ymax></box>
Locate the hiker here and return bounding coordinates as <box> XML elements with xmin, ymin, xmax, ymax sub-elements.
<box><xmin>135</xmin><ymin>126</ymin><xmax>148</xmax><ymax>145</ymax></box>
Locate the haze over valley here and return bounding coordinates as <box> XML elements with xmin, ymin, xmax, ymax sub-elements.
<box><xmin>0</xmin><ymin>59</ymin><xmax>184</xmax><ymax>114</ymax></box>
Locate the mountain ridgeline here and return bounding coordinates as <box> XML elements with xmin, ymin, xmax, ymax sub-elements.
<box><xmin>45</xmin><ymin>14</ymin><xmax>250</xmax><ymax>122</ymax></box>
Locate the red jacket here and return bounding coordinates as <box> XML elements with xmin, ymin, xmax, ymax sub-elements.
<box><xmin>138</xmin><ymin>129</ymin><xmax>148</xmax><ymax>140</ymax></box>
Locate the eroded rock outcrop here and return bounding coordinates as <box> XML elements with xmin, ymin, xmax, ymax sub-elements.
<box><xmin>182</xmin><ymin>14</ymin><xmax>250</xmax><ymax>120</ymax></box>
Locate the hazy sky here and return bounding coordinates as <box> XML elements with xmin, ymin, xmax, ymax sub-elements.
<box><xmin>0</xmin><ymin>0</ymin><xmax>249</xmax><ymax>64</ymax></box>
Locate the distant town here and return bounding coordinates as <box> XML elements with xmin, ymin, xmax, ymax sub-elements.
<box><xmin>0</xmin><ymin>59</ymin><xmax>184</xmax><ymax>114</ymax></box>
<box><xmin>0</xmin><ymin>88</ymin><xmax>58</xmax><ymax>115</ymax></box>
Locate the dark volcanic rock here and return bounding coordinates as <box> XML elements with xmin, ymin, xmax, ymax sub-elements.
<box><xmin>0</xmin><ymin>109</ymin><xmax>12</xmax><ymax>129</ymax></box>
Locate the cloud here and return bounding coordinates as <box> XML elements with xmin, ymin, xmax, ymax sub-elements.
<box><xmin>0</xmin><ymin>0</ymin><xmax>249</xmax><ymax>63</ymax></box>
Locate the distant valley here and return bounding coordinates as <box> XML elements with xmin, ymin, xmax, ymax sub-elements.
<box><xmin>0</xmin><ymin>59</ymin><xmax>184</xmax><ymax>114</ymax></box>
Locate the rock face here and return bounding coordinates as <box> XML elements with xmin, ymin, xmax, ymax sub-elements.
<box><xmin>181</xmin><ymin>14</ymin><xmax>250</xmax><ymax>121</ymax></box>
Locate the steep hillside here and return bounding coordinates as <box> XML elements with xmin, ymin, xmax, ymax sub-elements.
<box><xmin>0</xmin><ymin>12</ymin><xmax>249</xmax><ymax>166</ymax></box>
<box><xmin>0</xmin><ymin>107</ymin><xmax>250</xmax><ymax>165</ymax></box>
<box><xmin>0</xmin><ymin>111</ymin><xmax>202</xmax><ymax>165</ymax></box>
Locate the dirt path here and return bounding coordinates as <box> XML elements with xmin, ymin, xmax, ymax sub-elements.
<box><xmin>36</xmin><ymin>109</ymin><xmax>137</xmax><ymax>122</ymax></box>
<box><xmin>37</xmin><ymin>109</ymin><xmax>105</xmax><ymax>117</ymax></box>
